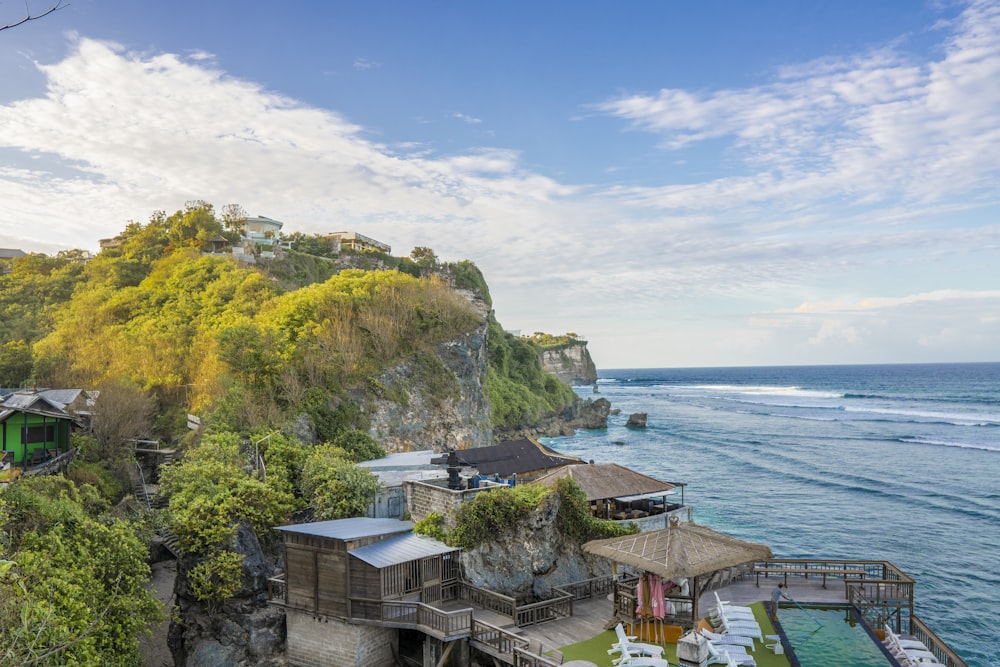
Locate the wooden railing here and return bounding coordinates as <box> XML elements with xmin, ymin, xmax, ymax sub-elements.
<box><xmin>453</xmin><ymin>581</ymin><xmax>517</xmax><ymax>621</ymax></box>
<box><xmin>515</xmin><ymin>587</ymin><xmax>573</xmax><ymax>627</ymax></box>
<box><xmin>512</xmin><ymin>647</ymin><xmax>563</xmax><ymax>667</ymax></box>
<box><xmin>909</xmin><ymin>615</ymin><xmax>969</xmax><ymax>667</ymax></box>
<box><xmin>557</xmin><ymin>574</ymin><xmax>614</xmax><ymax>600</ymax></box>
<box><xmin>471</xmin><ymin>619</ymin><xmax>528</xmax><ymax>660</ymax></box>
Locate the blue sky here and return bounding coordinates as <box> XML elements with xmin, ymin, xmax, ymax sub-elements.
<box><xmin>2</xmin><ymin>1</ymin><xmax>999</xmax><ymax>368</ymax></box>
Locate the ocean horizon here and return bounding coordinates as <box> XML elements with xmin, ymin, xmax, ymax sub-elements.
<box><xmin>544</xmin><ymin>361</ymin><xmax>1000</xmax><ymax>667</ymax></box>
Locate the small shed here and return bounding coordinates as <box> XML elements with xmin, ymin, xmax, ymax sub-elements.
<box><xmin>0</xmin><ymin>393</ymin><xmax>76</xmax><ymax>467</ymax></box>
<box><xmin>275</xmin><ymin>517</ymin><xmax>460</xmax><ymax>620</ymax></box>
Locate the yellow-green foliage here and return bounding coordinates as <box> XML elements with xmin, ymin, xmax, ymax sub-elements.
<box><xmin>526</xmin><ymin>331</ymin><xmax>582</xmax><ymax>349</ymax></box>
<box><xmin>486</xmin><ymin>317</ymin><xmax>576</xmax><ymax>429</ymax></box>
<box><xmin>0</xmin><ymin>477</ymin><xmax>163</xmax><ymax>666</ymax></box>
<box><xmin>449</xmin><ymin>483</ymin><xmax>552</xmax><ymax>549</ymax></box>
<box><xmin>553</xmin><ymin>477</ymin><xmax>639</xmax><ymax>543</ymax></box>
<box><xmin>301</xmin><ymin>444</ymin><xmax>382</xmax><ymax>520</ymax></box>
<box><xmin>413</xmin><ymin>511</ymin><xmax>447</xmax><ymax>542</ymax></box>
<box><xmin>159</xmin><ymin>432</ymin><xmax>297</xmax><ymax>555</ymax></box>
<box><xmin>187</xmin><ymin>551</ymin><xmax>245</xmax><ymax>609</ymax></box>
<box><xmin>30</xmin><ymin>209</ymin><xmax>480</xmax><ymax>435</ymax></box>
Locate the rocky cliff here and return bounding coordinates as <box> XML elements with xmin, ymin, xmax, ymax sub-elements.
<box><xmin>360</xmin><ymin>287</ymin><xmax>493</xmax><ymax>453</ymax></box>
<box><xmin>460</xmin><ymin>490</ymin><xmax>611</xmax><ymax>599</ymax></box>
<box><xmin>538</xmin><ymin>340</ymin><xmax>598</xmax><ymax>386</ymax></box>
<box><xmin>169</xmin><ymin>523</ymin><xmax>285</xmax><ymax>667</ymax></box>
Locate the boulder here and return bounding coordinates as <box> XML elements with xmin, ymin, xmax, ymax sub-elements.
<box><xmin>625</xmin><ymin>412</ymin><xmax>647</xmax><ymax>428</ymax></box>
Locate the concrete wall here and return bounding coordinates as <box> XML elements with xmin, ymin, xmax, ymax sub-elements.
<box><xmin>286</xmin><ymin>609</ymin><xmax>397</xmax><ymax>667</ymax></box>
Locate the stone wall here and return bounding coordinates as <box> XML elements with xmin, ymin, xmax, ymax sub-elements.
<box><xmin>405</xmin><ymin>479</ymin><xmax>490</xmax><ymax>528</ymax></box>
<box><xmin>286</xmin><ymin>609</ymin><xmax>396</xmax><ymax>667</ymax></box>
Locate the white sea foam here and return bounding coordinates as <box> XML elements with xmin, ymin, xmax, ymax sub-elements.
<box><xmin>845</xmin><ymin>406</ymin><xmax>1000</xmax><ymax>426</ymax></box>
<box><xmin>680</xmin><ymin>384</ymin><xmax>843</xmax><ymax>399</ymax></box>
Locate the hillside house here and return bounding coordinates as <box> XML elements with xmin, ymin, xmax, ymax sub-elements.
<box><xmin>270</xmin><ymin>517</ymin><xmax>466</xmax><ymax>667</ymax></box>
<box><xmin>237</xmin><ymin>215</ymin><xmax>290</xmax><ymax>258</ymax></box>
<box><xmin>0</xmin><ymin>393</ymin><xmax>76</xmax><ymax>468</ymax></box>
<box><xmin>321</xmin><ymin>231</ymin><xmax>391</xmax><ymax>254</ymax></box>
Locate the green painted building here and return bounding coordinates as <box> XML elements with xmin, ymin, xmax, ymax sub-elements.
<box><xmin>0</xmin><ymin>393</ymin><xmax>75</xmax><ymax>468</ymax></box>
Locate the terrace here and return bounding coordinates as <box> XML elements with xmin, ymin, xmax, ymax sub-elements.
<box><xmin>510</xmin><ymin>560</ymin><xmax>967</xmax><ymax>667</ymax></box>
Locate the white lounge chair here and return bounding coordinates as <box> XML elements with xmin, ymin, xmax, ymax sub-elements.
<box><xmin>711</xmin><ymin>606</ymin><xmax>757</xmax><ymax>622</ymax></box>
<box><xmin>717</xmin><ymin>616</ymin><xmax>763</xmax><ymax>641</ymax></box>
<box><xmin>714</xmin><ymin>591</ymin><xmax>754</xmax><ymax>613</ymax></box>
<box><xmin>611</xmin><ymin>645</ymin><xmax>670</xmax><ymax>667</ymax></box>
<box><xmin>706</xmin><ymin>640</ymin><xmax>756</xmax><ymax>667</ymax></box>
<box><xmin>609</xmin><ymin>623</ymin><xmax>665</xmax><ymax>658</ymax></box>
<box><xmin>700</xmin><ymin>628</ymin><xmax>755</xmax><ymax>648</ymax></box>
<box><xmin>884</xmin><ymin>626</ymin><xmax>929</xmax><ymax>652</ymax></box>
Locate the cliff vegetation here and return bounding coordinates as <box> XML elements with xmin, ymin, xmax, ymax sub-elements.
<box><xmin>0</xmin><ymin>201</ymin><xmax>596</xmax><ymax>663</ymax></box>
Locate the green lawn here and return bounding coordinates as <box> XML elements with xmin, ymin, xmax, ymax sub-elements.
<box><xmin>553</xmin><ymin>603</ymin><xmax>792</xmax><ymax>667</ymax></box>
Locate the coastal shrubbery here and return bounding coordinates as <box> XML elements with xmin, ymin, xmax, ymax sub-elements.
<box><xmin>449</xmin><ymin>483</ymin><xmax>551</xmax><ymax>549</ymax></box>
<box><xmin>553</xmin><ymin>477</ymin><xmax>638</xmax><ymax>542</ymax></box>
<box><xmin>486</xmin><ymin>317</ymin><xmax>576</xmax><ymax>429</ymax></box>
<box><xmin>0</xmin><ymin>477</ymin><xmax>163</xmax><ymax>666</ymax></box>
<box><xmin>446</xmin><ymin>479</ymin><xmax>637</xmax><ymax>549</ymax></box>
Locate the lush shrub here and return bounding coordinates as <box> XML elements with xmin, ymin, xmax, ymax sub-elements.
<box><xmin>301</xmin><ymin>444</ymin><xmax>382</xmax><ymax>520</ymax></box>
<box><xmin>449</xmin><ymin>483</ymin><xmax>551</xmax><ymax>549</ymax></box>
<box><xmin>413</xmin><ymin>511</ymin><xmax>447</xmax><ymax>542</ymax></box>
<box><xmin>553</xmin><ymin>477</ymin><xmax>639</xmax><ymax>543</ymax></box>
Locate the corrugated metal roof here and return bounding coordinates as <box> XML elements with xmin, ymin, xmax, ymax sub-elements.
<box><xmin>438</xmin><ymin>437</ymin><xmax>584</xmax><ymax>477</ymax></box>
<box><xmin>349</xmin><ymin>532</ymin><xmax>457</xmax><ymax>568</ymax></box>
<box><xmin>275</xmin><ymin>517</ymin><xmax>413</xmax><ymax>540</ymax></box>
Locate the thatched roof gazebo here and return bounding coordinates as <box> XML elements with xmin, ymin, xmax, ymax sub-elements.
<box><xmin>583</xmin><ymin>517</ymin><xmax>773</xmax><ymax>628</ymax></box>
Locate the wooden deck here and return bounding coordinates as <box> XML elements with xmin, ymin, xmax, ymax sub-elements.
<box><xmin>513</xmin><ymin>577</ymin><xmax>850</xmax><ymax>655</ymax></box>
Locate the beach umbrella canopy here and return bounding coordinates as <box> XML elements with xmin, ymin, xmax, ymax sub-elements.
<box><xmin>583</xmin><ymin>518</ymin><xmax>773</xmax><ymax>626</ymax></box>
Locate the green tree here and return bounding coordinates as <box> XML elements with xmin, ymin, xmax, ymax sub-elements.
<box><xmin>0</xmin><ymin>477</ymin><xmax>163</xmax><ymax>666</ymax></box>
<box><xmin>159</xmin><ymin>432</ymin><xmax>296</xmax><ymax>554</ymax></box>
<box><xmin>301</xmin><ymin>444</ymin><xmax>381</xmax><ymax>520</ymax></box>
<box><xmin>0</xmin><ymin>341</ymin><xmax>32</xmax><ymax>387</ymax></box>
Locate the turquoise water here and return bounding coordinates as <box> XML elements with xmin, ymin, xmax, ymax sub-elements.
<box><xmin>777</xmin><ymin>607</ymin><xmax>895</xmax><ymax>667</ymax></box>
<box><xmin>544</xmin><ymin>362</ymin><xmax>1000</xmax><ymax>667</ymax></box>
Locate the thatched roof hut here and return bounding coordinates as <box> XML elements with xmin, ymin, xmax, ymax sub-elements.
<box><xmin>583</xmin><ymin>518</ymin><xmax>773</xmax><ymax>627</ymax></box>
<box><xmin>533</xmin><ymin>462</ymin><xmax>677</xmax><ymax>502</ymax></box>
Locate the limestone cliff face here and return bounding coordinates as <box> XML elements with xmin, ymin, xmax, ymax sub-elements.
<box><xmin>538</xmin><ymin>341</ymin><xmax>598</xmax><ymax>386</ymax></box>
<box><xmin>460</xmin><ymin>491</ymin><xmax>610</xmax><ymax>599</ymax></box>
<box><xmin>361</xmin><ymin>287</ymin><xmax>493</xmax><ymax>454</ymax></box>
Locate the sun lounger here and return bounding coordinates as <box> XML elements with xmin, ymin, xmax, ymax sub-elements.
<box><xmin>700</xmin><ymin>628</ymin><xmax>755</xmax><ymax>648</ymax></box>
<box><xmin>714</xmin><ymin>591</ymin><xmax>753</xmax><ymax>613</ymax></box>
<box><xmin>609</xmin><ymin>623</ymin><xmax>665</xmax><ymax>659</ymax></box>
<box><xmin>711</xmin><ymin>606</ymin><xmax>757</xmax><ymax>622</ymax></box>
<box><xmin>706</xmin><ymin>640</ymin><xmax>756</xmax><ymax>667</ymax></box>
<box><xmin>716</xmin><ymin>616</ymin><xmax>763</xmax><ymax>641</ymax></box>
<box><xmin>611</xmin><ymin>645</ymin><xmax>670</xmax><ymax>667</ymax></box>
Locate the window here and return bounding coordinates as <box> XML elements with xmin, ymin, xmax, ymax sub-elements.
<box><xmin>22</xmin><ymin>424</ymin><xmax>55</xmax><ymax>444</ymax></box>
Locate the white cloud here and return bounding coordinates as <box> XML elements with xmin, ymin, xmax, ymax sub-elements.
<box><xmin>0</xmin><ymin>4</ymin><xmax>998</xmax><ymax>367</ymax></box>
<box><xmin>453</xmin><ymin>112</ymin><xmax>482</xmax><ymax>125</ymax></box>
<box><xmin>595</xmin><ymin>0</ymin><xmax>1000</xmax><ymax>213</ymax></box>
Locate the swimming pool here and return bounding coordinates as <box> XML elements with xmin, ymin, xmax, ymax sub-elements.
<box><xmin>776</xmin><ymin>605</ymin><xmax>898</xmax><ymax>667</ymax></box>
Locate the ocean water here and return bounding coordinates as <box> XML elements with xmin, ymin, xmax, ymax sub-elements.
<box><xmin>543</xmin><ymin>363</ymin><xmax>1000</xmax><ymax>667</ymax></box>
